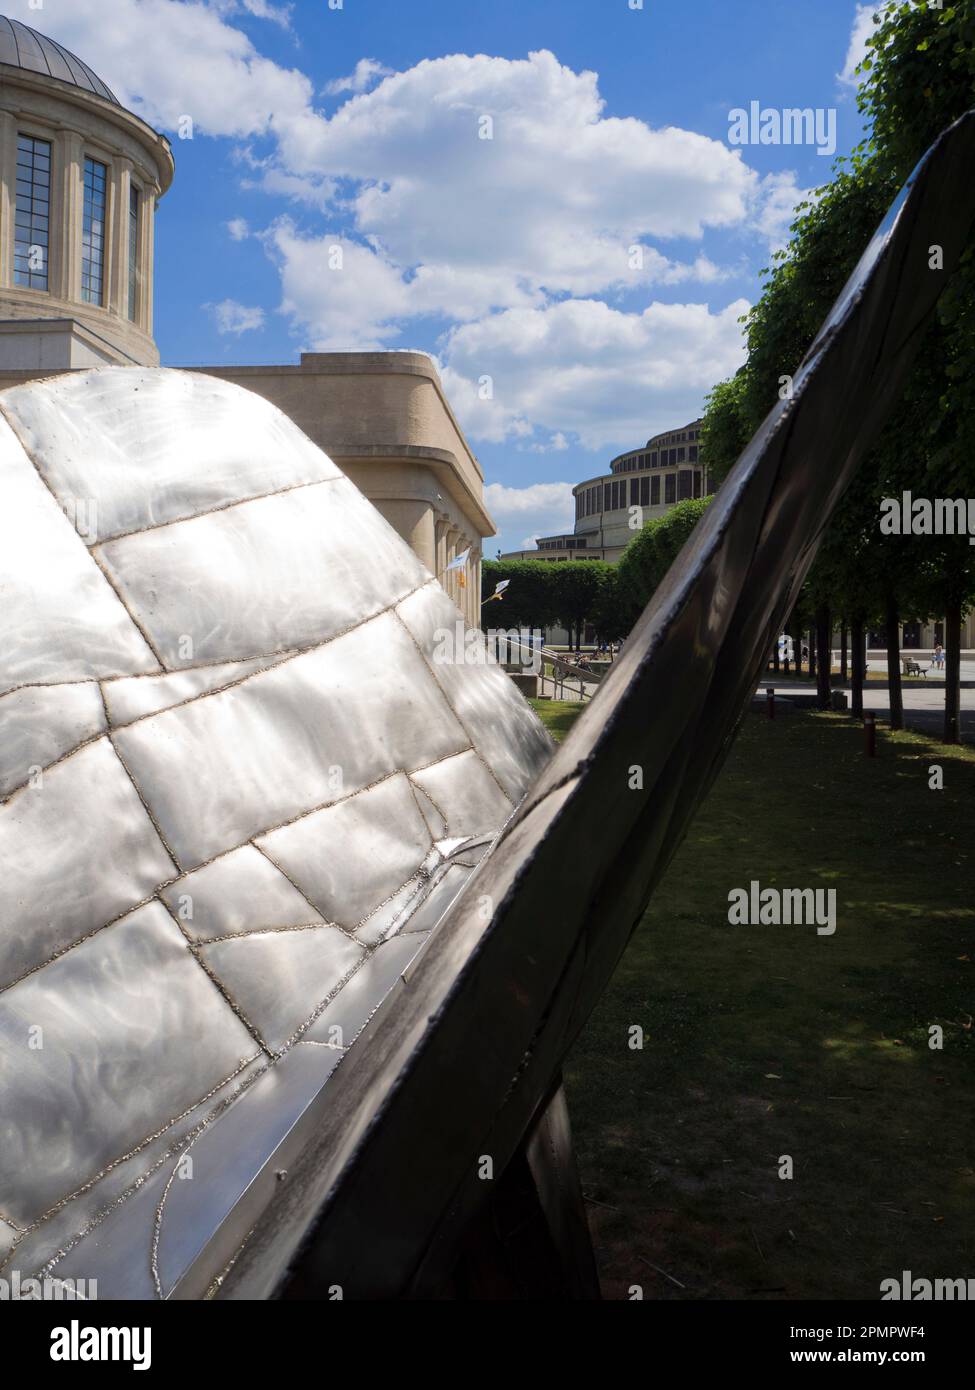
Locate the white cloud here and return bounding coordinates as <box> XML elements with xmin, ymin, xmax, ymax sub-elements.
<box><xmin>482</xmin><ymin>482</ymin><xmax>576</xmax><ymax>553</ymax></box>
<box><xmin>261</xmin><ymin>223</ymin><xmax>414</xmax><ymax>350</ymax></box>
<box><xmin>205</xmin><ymin>299</ymin><xmax>266</xmax><ymax>334</ymax></box>
<box><xmin>239</xmin><ymin>0</ymin><xmax>293</xmax><ymax>25</ymax></box>
<box><xmin>6</xmin><ymin>0</ymin><xmax>315</xmax><ymax>139</ymax></box>
<box><xmin>226</xmin><ymin>217</ymin><xmax>250</xmax><ymax>241</ymax></box>
<box><xmin>325</xmin><ymin>59</ymin><xmax>394</xmax><ymax>96</ymax></box>
<box><xmin>839</xmin><ymin>3</ymin><xmax>884</xmax><ymax>88</ymax></box>
<box><xmin>485</xmin><ymin>482</ymin><xmax>576</xmax><ymax>517</ymax></box>
<box><xmin>528</xmin><ymin>432</ymin><xmax>569</xmax><ymax>454</ymax></box>
<box><xmin>207</xmin><ymin>0</ymin><xmax>293</xmax><ymax>30</ymax></box>
<box><xmin>8</xmin><ymin>5</ymin><xmax>770</xmax><ymax>448</ymax></box>
<box><xmin>751</xmin><ymin>171</ymin><xmax>819</xmax><ymax>252</ymax></box>
<box><xmin>276</xmin><ymin>51</ymin><xmax>754</xmax><ymax>301</ymax></box>
<box><xmin>442</xmin><ymin>296</ymin><xmax>749</xmax><ymax>449</ymax></box>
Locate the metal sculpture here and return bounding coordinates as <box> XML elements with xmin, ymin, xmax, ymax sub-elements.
<box><xmin>1</xmin><ymin>111</ymin><xmax>973</xmax><ymax>1300</ymax></box>
<box><xmin>0</xmin><ymin>371</ymin><xmax>552</xmax><ymax>1298</ymax></box>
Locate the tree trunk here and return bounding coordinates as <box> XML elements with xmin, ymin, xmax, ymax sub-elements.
<box><xmin>809</xmin><ymin>628</ymin><xmax>817</xmax><ymax>680</ymax></box>
<box><xmin>815</xmin><ymin>605</ymin><xmax>832</xmax><ymax>710</ymax></box>
<box><xmin>851</xmin><ymin>617</ymin><xmax>865</xmax><ymax>718</ymax></box>
<box><xmin>944</xmin><ymin>595</ymin><xmax>962</xmax><ymax>745</ymax></box>
<box><xmin>787</xmin><ymin>616</ymin><xmax>800</xmax><ymax>675</ymax></box>
<box><xmin>840</xmin><ymin>625</ymin><xmax>848</xmax><ymax>681</ymax></box>
<box><xmin>885</xmin><ymin>589</ymin><xmax>903</xmax><ymax>731</ymax></box>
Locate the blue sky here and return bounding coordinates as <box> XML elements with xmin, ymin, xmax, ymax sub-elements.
<box><xmin>9</xmin><ymin>0</ymin><xmax>879</xmax><ymax>556</ymax></box>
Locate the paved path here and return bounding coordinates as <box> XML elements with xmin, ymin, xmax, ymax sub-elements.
<box><xmin>757</xmin><ymin>679</ymin><xmax>974</xmax><ymax>740</ymax></box>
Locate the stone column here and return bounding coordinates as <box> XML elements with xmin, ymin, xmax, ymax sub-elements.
<box><xmin>141</xmin><ymin>190</ymin><xmax>156</xmax><ymax>334</ymax></box>
<box><xmin>58</xmin><ymin>130</ymin><xmax>84</xmax><ymax>304</ymax></box>
<box><xmin>0</xmin><ymin>111</ymin><xmax>16</xmax><ymax>288</ymax></box>
<box><xmin>470</xmin><ymin>548</ymin><xmax>482</xmax><ymax>628</ymax></box>
<box><xmin>108</xmin><ymin>157</ymin><xmax>130</xmax><ymax>319</ymax></box>
<box><xmin>381</xmin><ymin>499</ymin><xmax>436</xmax><ymax>572</ymax></box>
<box><xmin>445</xmin><ymin>527</ymin><xmax>462</xmax><ymax>607</ymax></box>
<box><xmin>435</xmin><ymin>517</ymin><xmax>448</xmax><ymax>584</ymax></box>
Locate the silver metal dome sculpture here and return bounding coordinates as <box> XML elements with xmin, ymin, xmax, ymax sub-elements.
<box><xmin>0</xmin><ymin>368</ymin><xmax>552</xmax><ymax>1298</ymax></box>
<box><xmin>0</xmin><ymin>14</ymin><xmax>120</xmax><ymax>105</ymax></box>
<box><xmin>2</xmin><ymin>110</ymin><xmax>974</xmax><ymax>1301</ymax></box>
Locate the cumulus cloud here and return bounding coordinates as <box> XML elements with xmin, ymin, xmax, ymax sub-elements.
<box><xmin>485</xmin><ymin>482</ymin><xmax>576</xmax><ymax>516</ymax></box>
<box><xmin>483</xmin><ymin>482</ymin><xmax>576</xmax><ymax>553</ymax></box>
<box><xmin>325</xmin><ymin>58</ymin><xmax>394</xmax><ymax>96</ymax></box>
<box><xmin>239</xmin><ymin>0</ymin><xmax>293</xmax><ymax>25</ymax></box>
<box><xmin>226</xmin><ymin>217</ymin><xmax>250</xmax><ymax>240</ymax></box>
<box><xmin>205</xmin><ymin>299</ymin><xmax>266</xmax><ymax>334</ymax></box>
<box><xmin>12</xmin><ymin>2</ymin><xmax>772</xmax><ymax>445</ymax></box>
<box><xmin>839</xmin><ymin>3</ymin><xmax>885</xmax><ymax>88</ymax></box>
<box><xmin>7</xmin><ymin>0</ymin><xmax>315</xmax><ymax>139</ymax></box>
<box><xmin>207</xmin><ymin>0</ymin><xmax>292</xmax><ymax>25</ymax></box>
<box><xmin>281</xmin><ymin>51</ymin><xmax>755</xmax><ymax>299</ymax></box>
<box><xmin>751</xmin><ymin>171</ymin><xmax>819</xmax><ymax>252</ymax></box>
<box><xmin>528</xmin><ymin>433</ymin><xmax>569</xmax><ymax>454</ymax></box>
<box><xmin>442</xmin><ymin>297</ymin><xmax>749</xmax><ymax>449</ymax></box>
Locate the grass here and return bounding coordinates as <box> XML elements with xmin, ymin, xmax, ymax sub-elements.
<box><xmin>531</xmin><ymin>701</ymin><xmax>975</xmax><ymax>1300</ymax></box>
<box><xmin>531</xmin><ymin>697</ymin><xmax>586</xmax><ymax>742</ymax></box>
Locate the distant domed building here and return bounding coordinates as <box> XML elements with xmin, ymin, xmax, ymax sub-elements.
<box><xmin>502</xmin><ymin>419</ymin><xmax>708</xmax><ymax>565</ymax></box>
<box><xmin>0</xmin><ymin>13</ymin><xmax>174</xmax><ymax>368</ymax></box>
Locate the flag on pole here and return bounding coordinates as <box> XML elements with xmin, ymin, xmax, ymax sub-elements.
<box><xmin>483</xmin><ymin>579</ymin><xmax>509</xmax><ymax>604</ymax></box>
<box><xmin>443</xmin><ymin>547</ymin><xmax>471</xmax><ymax>574</ymax></box>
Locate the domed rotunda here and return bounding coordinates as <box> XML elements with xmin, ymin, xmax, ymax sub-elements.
<box><xmin>0</xmin><ymin>13</ymin><xmax>173</xmax><ymax>369</ymax></box>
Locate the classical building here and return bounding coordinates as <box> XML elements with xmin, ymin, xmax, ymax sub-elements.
<box><xmin>0</xmin><ymin>13</ymin><xmax>487</xmax><ymax>625</ymax></box>
<box><xmin>0</xmin><ymin>13</ymin><xmax>172</xmax><ymax>368</ymax></box>
<box><xmin>502</xmin><ymin>419</ymin><xmax>707</xmax><ymax>565</ymax></box>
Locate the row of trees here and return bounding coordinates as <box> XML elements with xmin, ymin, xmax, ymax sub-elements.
<box><xmin>481</xmin><ymin>558</ymin><xmax>618</xmax><ymax>647</ymax></box>
<box><xmin>481</xmin><ymin>499</ymin><xmax>713</xmax><ymax>646</ymax></box>
<box><xmin>700</xmin><ymin>0</ymin><xmax>975</xmax><ymax>742</ymax></box>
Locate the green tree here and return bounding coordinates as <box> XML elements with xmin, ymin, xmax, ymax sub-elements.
<box><xmin>550</xmin><ymin>561</ymin><xmax>609</xmax><ymax>650</ymax></box>
<box><xmin>480</xmin><ymin>559</ymin><xmax>559</xmax><ymax>631</ymax></box>
<box><xmin>700</xmin><ymin>371</ymin><xmax>749</xmax><ymax>489</ymax></box>
<box><xmin>616</xmin><ymin>498</ymin><xmax>713</xmax><ymax>630</ymax></box>
<box><xmin>700</xmin><ymin>0</ymin><xmax>975</xmax><ymax>740</ymax></box>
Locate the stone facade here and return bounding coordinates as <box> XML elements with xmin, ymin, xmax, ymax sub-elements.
<box><xmin>0</xmin><ymin>57</ymin><xmax>173</xmax><ymax>366</ymax></box>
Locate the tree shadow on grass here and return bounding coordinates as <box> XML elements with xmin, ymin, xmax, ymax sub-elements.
<box><xmin>565</xmin><ymin>711</ymin><xmax>975</xmax><ymax>1299</ymax></box>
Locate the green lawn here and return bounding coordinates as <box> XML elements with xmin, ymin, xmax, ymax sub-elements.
<box><xmin>531</xmin><ymin>697</ymin><xmax>587</xmax><ymax>742</ymax></box>
<box><xmin>531</xmin><ymin>700</ymin><xmax>975</xmax><ymax>1300</ymax></box>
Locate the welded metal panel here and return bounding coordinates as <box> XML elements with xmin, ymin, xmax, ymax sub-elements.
<box><xmin>0</xmin><ymin>740</ymin><xmax>177</xmax><ymax>985</ymax></box>
<box><xmin>0</xmin><ymin>416</ymin><xmax>158</xmax><ymax>694</ymax></box>
<box><xmin>0</xmin><ymin>682</ymin><xmax>106</xmax><ymax>798</ymax></box>
<box><xmin>0</xmin><ymin>369</ymin><xmax>341</xmax><ymax>541</ymax></box>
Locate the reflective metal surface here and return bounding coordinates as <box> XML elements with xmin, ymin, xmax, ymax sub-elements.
<box><xmin>209</xmin><ymin>112</ymin><xmax>975</xmax><ymax>1299</ymax></box>
<box><xmin>0</xmin><ymin>369</ymin><xmax>552</xmax><ymax>1296</ymax></box>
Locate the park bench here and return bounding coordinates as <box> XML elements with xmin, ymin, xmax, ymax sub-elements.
<box><xmin>903</xmin><ymin>658</ymin><xmax>928</xmax><ymax>677</ymax></box>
